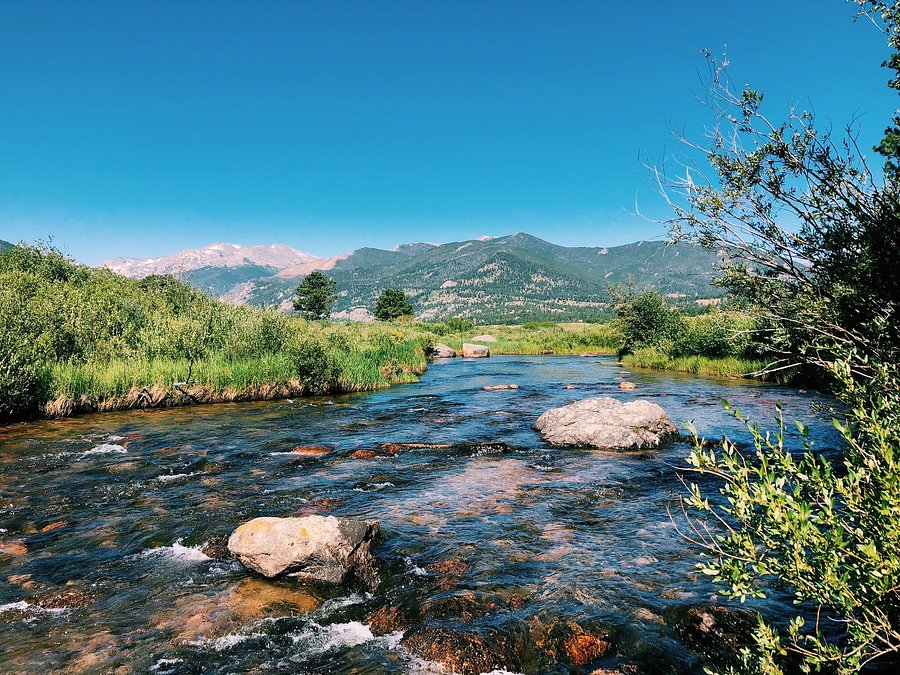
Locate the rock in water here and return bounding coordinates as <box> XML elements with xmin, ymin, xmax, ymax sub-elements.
<box><xmin>430</xmin><ymin>342</ymin><xmax>457</xmax><ymax>358</ymax></box>
<box><xmin>462</xmin><ymin>343</ymin><xmax>490</xmax><ymax>358</ymax></box>
<box><xmin>227</xmin><ymin>516</ymin><xmax>381</xmax><ymax>588</ymax></box>
<box><xmin>534</xmin><ymin>397</ymin><xmax>676</xmax><ymax>449</ymax></box>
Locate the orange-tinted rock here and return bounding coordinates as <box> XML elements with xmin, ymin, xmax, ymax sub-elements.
<box><xmin>366</xmin><ymin>605</ymin><xmax>406</xmax><ymax>636</ymax></box>
<box><xmin>0</xmin><ymin>541</ymin><xmax>28</xmax><ymax>558</ymax></box>
<box><xmin>563</xmin><ymin>632</ymin><xmax>611</xmax><ymax>666</ymax></box>
<box><xmin>39</xmin><ymin>521</ymin><xmax>68</xmax><ymax>533</ymax></box>
<box><xmin>350</xmin><ymin>449</ymin><xmax>378</xmax><ymax>459</ymax></box>
<box><xmin>619</xmin><ymin>381</ymin><xmax>637</xmax><ymax>390</ymax></box>
<box><xmin>291</xmin><ymin>445</ymin><xmax>331</xmax><ymax>456</ymax></box>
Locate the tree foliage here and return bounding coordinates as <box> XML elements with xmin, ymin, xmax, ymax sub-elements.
<box><xmin>659</xmin><ymin>2</ymin><xmax>900</xmax><ymax>671</ymax></box>
<box><xmin>292</xmin><ymin>270</ymin><xmax>337</xmax><ymax>320</ymax></box>
<box><xmin>374</xmin><ymin>288</ymin><xmax>414</xmax><ymax>321</ymax></box>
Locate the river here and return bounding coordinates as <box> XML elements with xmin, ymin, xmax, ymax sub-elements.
<box><xmin>0</xmin><ymin>355</ymin><xmax>840</xmax><ymax>673</ymax></box>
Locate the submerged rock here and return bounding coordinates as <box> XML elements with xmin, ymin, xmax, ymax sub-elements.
<box><xmin>664</xmin><ymin>603</ymin><xmax>757</xmax><ymax>667</ymax></box>
<box><xmin>366</xmin><ymin>605</ymin><xmax>408</xmax><ymax>636</ymax></box>
<box><xmin>462</xmin><ymin>343</ymin><xmax>490</xmax><ymax>358</ymax></box>
<box><xmin>430</xmin><ymin>343</ymin><xmax>457</xmax><ymax>358</ymax></box>
<box><xmin>483</xmin><ymin>384</ymin><xmax>519</xmax><ymax>391</ymax></box>
<box><xmin>401</xmin><ymin>625</ymin><xmax>526</xmax><ymax>675</ymax></box>
<box><xmin>534</xmin><ymin>397</ymin><xmax>677</xmax><ymax>449</ymax></box>
<box><xmin>290</xmin><ymin>445</ymin><xmax>331</xmax><ymax>457</ymax></box>
<box><xmin>619</xmin><ymin>381</ymin><xmax>637</xmax><ymax>390</ymax></box>
<box><xmin>227</xmin><ymin>515</ymin><xmax>381</xmax><ymax>588</ymax></box>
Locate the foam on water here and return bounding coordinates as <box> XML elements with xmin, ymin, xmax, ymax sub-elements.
<box><xmin>404</xmin><ymin>557</ymin><xmax>428</xmax><ymax>576</ymax></box>
<box><xmin>82</xmin><ymin>443</ymin><xmax>128</xmax><ymax>456</ymax></box>
<box><xmin>141</xmin><ymin>540</ymin><xmax>210</xmax><ymax>563</ymax></box>
<box><xmin>190</xmin><ymin>632</ymin><xmax>263</xmax><ymax>651</ymax></box>
<box><xmin>290</xmin><ymin>620</ymin><xmax>374</xmax><ymax>653</ymax></box>
<box><xmin>149</xmin><ymin>658</ymin><xmax>184</xmax><ymax>672</ymax></box>
<box><xmin>153</xmin><ymin>472</ymin><xmax>199</xmax><ymax>483</ymax></box>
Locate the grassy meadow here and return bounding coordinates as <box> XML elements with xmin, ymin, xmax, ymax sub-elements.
<box><xmin>0</xmin><ymin>245</ymin><xmax>776</xmax><ymax>422</ymax></box>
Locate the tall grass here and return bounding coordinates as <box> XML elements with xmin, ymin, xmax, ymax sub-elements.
<box><xmin>417</xmin><ymin>321</ymin><xmax>624</xmax><ymax>355</ymax></box>
<box><xmin>621</xmin><ymin>348</ymin><xmax>770</xmax><ymax>380</ymax></box>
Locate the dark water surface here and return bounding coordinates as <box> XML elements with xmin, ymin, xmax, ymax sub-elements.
<box><xmin>0</xmin><ymin>356</ymin><xmax>840</xmax><ymax>673</ymax></box>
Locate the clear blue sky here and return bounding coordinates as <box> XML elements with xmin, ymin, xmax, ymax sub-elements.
<box><xmin>0</xmin><ymin>0</ymin><xmax>894</xmax><ymax>264</ymax></box>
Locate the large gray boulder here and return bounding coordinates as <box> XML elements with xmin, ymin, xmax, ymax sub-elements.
<box><xmin>462</xmin><ymin>343</ymin><xmax>490</xmax><ymax>358</ymax></box>
<box><xmin>430</xmin><ymin>342</ymin><xmax>457</xmax><ymax>358</ymax></box>
<box><xmin>534</xmin><ymin>397</ymin><xmax>677</xmax><ymax>450</ymax></box>
<box><xmin>227</xmin><ymin>515</ymin><xmax>381</xmax><ymax>588</ymax></box>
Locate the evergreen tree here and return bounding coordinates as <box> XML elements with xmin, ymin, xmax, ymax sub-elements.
<box><xmin>292</xmin><ymin>271</ymin><xmax>337</xmax><ymax>320</ymax></box>
<box><xmin>374</xmin><ymin>289</ymin><xmax>414</xmax><ymax>320</ymax></box>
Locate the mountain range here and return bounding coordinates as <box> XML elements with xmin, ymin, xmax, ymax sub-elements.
<box><xmin>95</xmin><ymin>233</ymin><xmax>725</xmax><ymax>322</ymax></box>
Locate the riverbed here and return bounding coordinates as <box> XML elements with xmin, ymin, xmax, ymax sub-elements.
<box><xmin>0</xmin><ymin>355</ymin><xmax>840</xmax><ymax>673</ymax></box>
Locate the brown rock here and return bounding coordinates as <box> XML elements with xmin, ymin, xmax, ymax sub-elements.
<box><xmin>227</xmin><ymin>578</ymin><xmax>321</xmax><ymax>621</ymax></box>
<box><xmin>35</xmin><ymin>588</ymin><xmax>95</xmax><ymax>610</ymax></box>
<box><xmin>380</xmin><ymin>442</ymin><xmax>452</xmax><ymax>454</ymax></box>
<box><xmin>366</xmin><ymin>605</ymin><xmax>406</xmax><ymax>636</ymax></box>
<box><xmin>39</xmin><ymin>521</ymin><xmax>68</xmax><ymax>533</ymax></box>
<box><xmin>563</xmin><ymin>633</ymin><xmax>611</xmax><ymax>667</ymax></box>
<box><xmin>483</xmin><ymin>384</ymin><xmax>520</xmax><ymax>391</ymax></box>
<box><xmin>425</xmin><ymin>559</ymin><xmax>469</xmax><ymax>575</ymax></box>
<box><xmin>200</xmin><ymin>537</ymin><xmax>231</xmax><ymax>560</ymax></box>
<box><xmin>619</xmin><ymin>381</ymin><xmax>637</xmax><ymax>390</ymax></box>
<box><xmin>290</xmin><ymin>445</ymin><xmax>331</xmax><ymax>456</ymax></box>
<box><xmin>401</xmin><ymin>626</ymin><xmax>525</xmax><ymax>675</ymax></box>
<box><xmin>350</xmin><ymin>449</ymin><xmax>379</xmax><ymax>459</ymax></box>
<box><xmin>0</xmin><ymin>541</ymin><xmax>27</xmax><ymax>558</ymax></box>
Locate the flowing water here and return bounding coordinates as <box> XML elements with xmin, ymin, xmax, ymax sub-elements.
<box><xmin>0</xmin><ymin>356</ymin><xmax>841</xmax><ymax>673</ymax></box>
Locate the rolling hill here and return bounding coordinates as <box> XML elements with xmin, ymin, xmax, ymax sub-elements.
<box><xmin>100</xmin><ymin>233</ymin><xmax>725</xmax><ymax>322</ymax></box>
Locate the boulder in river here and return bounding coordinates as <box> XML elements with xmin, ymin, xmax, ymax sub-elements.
<box><xmin>430</xmin><ymin>342</ymin><xmax>457</xmax><ymax>358</ymax></box>
<box><xmin>471</xmin><ymin>334</ymin><xmax>497</xmax><ymax>343</ymax></box>
<box><xmin>534</xmin><ymin>396</ymin><xmax>677</xmax><ymax>449</ymax></box>
<box><xmin>462</xmin><ymin>343</ymin><xmax>490</xmax><ymax>358</ymax></box>
<box><xmin>227</xmin><ymin>515</ymin><xmax>381</xmax><ymax>588</ymax></box>
<box><xmin>483</xmin><ymin>384</ymin><xmax>519</xmax><ymax>391</ymax></box>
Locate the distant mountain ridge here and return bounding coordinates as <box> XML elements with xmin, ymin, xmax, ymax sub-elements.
<box><xmin>98</xmin><ymin>233</ymin><xmax>726</xmax><ymax>322</ymax></box>
<box><xmin>101</xmin><ymin>242</ymin><xmax>317</xmax><ymax>278</ymax></box>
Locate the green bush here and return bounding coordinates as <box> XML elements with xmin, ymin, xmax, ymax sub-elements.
<box><xmin>617</xmin><ymin>291</ymin><xmax>685</xmax><ymax>355</ymax></box>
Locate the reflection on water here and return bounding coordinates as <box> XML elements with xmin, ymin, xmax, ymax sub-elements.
<box><xmin>0</xmin><ymin>356</ymin><xmax>840</xmax><ymax>673</ymax></box>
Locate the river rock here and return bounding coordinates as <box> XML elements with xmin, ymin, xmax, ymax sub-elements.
<box><xmin>227</xmin><ymin>516</ymin><xmax>381</xmax><ymax>588</ymax></box>
<box><xmin>430</xmin><ymin>342</ymin><xmax>457</xmax><ymax>358</ymax></box>
<box><xmin>664</xmin><ymin>604</ymin><xmax>757</xmax><ymax>668</ymax></box>
<box><xmin>471</xmin><ymin>334</ymin><xmax>497</xmax><ymax>343</ymax></box>
<box><xmin>462</xmin><ymin>343</ymin><xmax>490</xmax><ymax>358</ymax></box>
<box><xmin>533</xmin><ymin>397</ymin><xmax>677</xmax><ymax>449</ymax></box>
